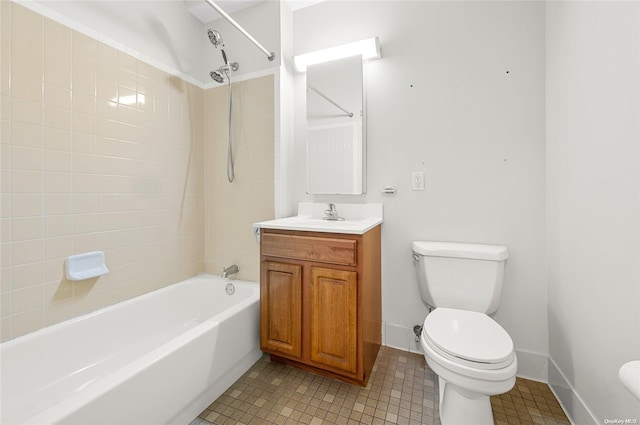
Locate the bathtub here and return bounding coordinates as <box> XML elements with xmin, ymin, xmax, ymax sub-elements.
<box><xmin>0</xmin><ymin>274</ymin><xmax>261</xmax><ymax>425</ymax></box>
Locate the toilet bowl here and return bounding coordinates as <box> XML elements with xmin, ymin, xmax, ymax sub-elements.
<box><xmin>421</xmin><ymin>307</ymin><xmax>517</xmax><ymax>425</ymax></box>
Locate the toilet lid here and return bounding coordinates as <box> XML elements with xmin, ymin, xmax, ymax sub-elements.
<box><xmin>424</xmin><ymin>308</ymin><xmax>514</xmax><ymax>369</ymax></box>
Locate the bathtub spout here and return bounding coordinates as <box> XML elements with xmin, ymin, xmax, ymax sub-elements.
<box><xmin>221</xmin><ymin>264</ymin><xmax>239</xmax><ymax>279</ymax></box>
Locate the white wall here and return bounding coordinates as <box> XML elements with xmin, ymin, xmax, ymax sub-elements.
<box><xmin>546</xmin><ymin>2</ymin><xmax>640</xmax><ymax>423</ymax></box>
<box><xmin>276</xmin><ymin>1</ymin><xmax>297</xmax><ymax>218</ymax></box>
<box><xmin>293</xmin><ymin>1</ymin><xmax>548</xmax><ymax>380</ymax></box>
<box><xmin>30</xmin><ymin>0</ymin><xmax>206</xmax><ymax>83</ymax></box>
<box><xmin>31</xmin><ymin>0</ymin><xmax>282</xmax><ymax>85</ymax></box>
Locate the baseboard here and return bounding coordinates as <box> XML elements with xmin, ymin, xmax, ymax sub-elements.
<box><xmin>548</xmin><ymin>357</ymin><xmax>599</xmax><ymax>425</ymax></box>
<box><xmin>515</xmin><ymin>349</ymin><xmax>548</xmax><ymax>382</ymax></box>
<box><xmin>382</xmin><ymin>322</ymin><xmax>549</xmax><ymax>382</ymax></box>
<box><xmin>382</xmin><ymin>322</ymin><xmax>424</xmax><ymax>355</ymax></box>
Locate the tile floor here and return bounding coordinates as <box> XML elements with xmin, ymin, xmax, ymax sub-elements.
<box><xmin>190</xmin><ymin>347</ymin><xmax>570</xmax><ymax>425</ymax></box>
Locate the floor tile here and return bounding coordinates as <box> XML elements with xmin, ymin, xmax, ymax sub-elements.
<box><xmin>195</xmin><ymin>347</ymin><xmax>570</xmax><ymax>425</ymax></box>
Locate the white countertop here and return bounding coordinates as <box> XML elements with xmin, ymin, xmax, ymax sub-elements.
<box><xmin>254</xmin><ymin>203</ymin><xmax>383</xmax><ymax>235</ymax></box>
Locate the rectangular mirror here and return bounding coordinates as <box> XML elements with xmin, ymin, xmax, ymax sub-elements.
<box><xmin>306</xmin><ymin>56</ymin><xmax>366</xmax><ymax>194</ymax></box>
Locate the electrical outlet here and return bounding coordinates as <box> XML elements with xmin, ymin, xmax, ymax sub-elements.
<box><xmin>411</xmin><ymin>172</ymin><xmax>425</xmax><ymax>191</ymax></box>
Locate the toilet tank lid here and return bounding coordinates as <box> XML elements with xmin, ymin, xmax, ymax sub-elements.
<box><xmin>412</xmin><ymin>241</ymin><xmax>508</xmax><ymax>261</ymax></box>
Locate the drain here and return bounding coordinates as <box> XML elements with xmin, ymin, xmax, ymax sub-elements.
<box><xmin>225</xmin><ymin>282</ymin><xmax>235</xmax><ymax>295</ymax></box>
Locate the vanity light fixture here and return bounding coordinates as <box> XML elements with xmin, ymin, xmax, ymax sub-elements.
<box><xmin>293</xmin><ymin>36</ymin><xmax>381</xmax><ymax>73</ymax></box>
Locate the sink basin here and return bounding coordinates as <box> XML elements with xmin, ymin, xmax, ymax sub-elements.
<box><xmin>255</xmin><ymin>203</ymin><xmax>383</xmax><ymax>235</ymax></box>
<box><xmin>619</xmin><ymin>361</ymin><xmax>640</xmax><ymax>401</ymax></box>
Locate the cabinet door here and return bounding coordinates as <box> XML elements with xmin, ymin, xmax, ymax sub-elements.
<box><xmin>261</xmin><ymin>262</ymin><xmax>302</xmax><ymax>358</ymax></box>
<box><xmin>310</xmin><ymin>267</ymin><xmax>357</xmax><ymax>373</ymax></box>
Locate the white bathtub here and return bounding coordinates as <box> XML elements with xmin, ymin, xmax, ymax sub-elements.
<box><xmin>0</xmin><ymin>274</ymin><xmax>261</xmax><ymax>425</ymax></box>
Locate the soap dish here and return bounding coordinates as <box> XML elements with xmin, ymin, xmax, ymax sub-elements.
<box><xmin>66</xmin><ymin>251</ymin><xmax>109</xmax><ymax>281</ymax></box>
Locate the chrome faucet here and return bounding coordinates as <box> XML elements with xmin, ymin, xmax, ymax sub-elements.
<box><xmin>221</xmin><ymin>264</ymin><xmax>239</xmax><ymax>279</ymax></box>
<box><xmin>323</xmin><ymin>203</ymin><xmax>344</xmax><ymax>221</ymax></box>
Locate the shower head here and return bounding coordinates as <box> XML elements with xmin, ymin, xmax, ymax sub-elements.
<box><xmin>209</xmin><ymin>63</ymin><xmax>239</xmax><ymax>84</ymax></box>
<box><xmin>207</xmin><ymin>29</ymin><xmax>239</xmax><ymax>84</ymax></box>
<box><xmin>210</xmin><ymin>70</ymin><xmax>225</xmax><ymax>84</ymax></box>
<box><xmin>208</xmin><ymin>29</ymin><xmax>224</xmax><ymax>48</ymax></box>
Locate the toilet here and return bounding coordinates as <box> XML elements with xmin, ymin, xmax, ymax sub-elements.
<box><xmin>412</xmin><ymin>241</ymin><xmax>517</xmax><ymax>425</ymax></box>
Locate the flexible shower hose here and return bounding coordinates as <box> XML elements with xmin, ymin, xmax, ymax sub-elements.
<box><xmin>226</xmin><ymin>76</ymin><xmax>234</xmax><ymax>183</ymax></box>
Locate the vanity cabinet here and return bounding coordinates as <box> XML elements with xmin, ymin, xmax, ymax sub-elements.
<box><xmin>259</xmin><ymin>226</ymin><xmax>381</xmax><ymax>386</ymax></box>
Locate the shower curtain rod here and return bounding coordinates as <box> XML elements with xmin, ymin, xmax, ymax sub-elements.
<box><xmin>307</xmin><ymin>85</ymin><xmax>354</xmax><ymax>118</ymax></box>
<box><xmin>204</xmin><ymin>0</ymin><xmax>276</xmax><ymax>61</ymax></box>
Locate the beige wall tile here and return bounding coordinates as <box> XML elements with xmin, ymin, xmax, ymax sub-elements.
<box><xmin>0</xmin><ymin>318</ymin><xmax>12</xmax><ymax>342</ymax></box>
<box><xmin>11</xmin><ymin>307</ymin><xmax>44</xmax><ymax>338</ymax></box>
<box><xmin>1</xmin><ymin>2</ymin><xmax>11</xmax><ymax>48</ymax></box>
<box><xmin>72</xmin><ymin>72</ymin><xmax>96</xmax><ymax>96</ymax></box>
<box><xmin>44</xmin><ymin>83</ymin><xmax>72</xmax><ymax>109</ymax></box>
<box><xmin>1</xmin><ymin>47</ymin><xmax>10</xmax><ymax>97</ymax></box>
<box><xmin>44</xmin><ymin>58</ymin><xmax>71</xmax><ymax>88</ymax></box>
<box><xmin>72</xmin><ymin>133</ymin><xmax>96</xmax><ymax>154</ymax></box>
<box><xmin>43</xmin><ymin>236</ymin><xmax>72</xmax><ymax>261</ymax></box>
<box><xmin>11</xmin><ymin>216</ymin><xmax>43</xmax><ymax>241</ymax></box>
<box><xmin>12</xmin><ymin>50</ymin><xmax>43</xmax><ymax>82</ymax></box>
<box><xmin>44</xmin><ymin>171</ymin><xmax>72</xmax><ymax>193</ymax></box>
<box><xmin>72</xmin><ymin>92</ymin><xmax>96</xmax><ymax>115</ymax></box>
<box><xmin>0</xmin><ymin>243</ymin><xmax>10</xmax><ymax>269</ymax></box>
<box><xmin>44</xmin><ymin>149</ymin><xmax>71</xmax><ymax>172</ymax></box>
<box><xmin>72</xmin><ymin>152</ymin><xmax>97</xmax><ymax>174</ymax></box>
<box><xmin>45</xmin><ymin>298</ymin><xmax>74</xmax><ymax>326</ymax></box>
<box><xmin>12</xmin><ymin>98</ymin><xmax>43</xmax><ymax>126</ymax></box>
<box><xmin>12</xmin><ymin>285</ymin><xmax>44</xmax><ymax>314</ymax></box>
<box><xmin>11</xmin><ymin>170</ymin><xmax>43</xmax><ymax>193</ymax></box>
<box><xmin>1</xmin><ymin>290</ymin><xmax>11</xmax><ymax>318</ymax></box>
<box><xmin>12</xmin><ymin>239</ymin><xmax>44</xmax><ymax>265</ymax></box>
<box><xmin>0</xmin><ymin>193</ymin><xmax>10</xmax><ymax>219</ymax></box>
<box><xmin>45</xmin><ymin>215</ymin><xmax>73</xmax><ymax>237</ymax></box>
<box><xmin>44</xmin><ymin>18</ymin><xmax>71</xmax><ymax>47</ymax></box>
<box><xmin>12</xmin><ymin>146</ymin><xmax>43</xmax><ymax>171</ymax></box>
<box><xmin>44</xmin><ymin>127</ymin><xmax>71</xmax><ymax>151</ymax></box>
<box><xmin>72</xmin><ymin>173</ymin><xmax>96</xmax><ymax>193</ymax></box>
<box><xmin>44</xmin><ymin>105</ymin><xmax>71</xmax><ymax>130</ymax></box>
<box><xmin>44</xmin><ymin>193</ymin><xmax>72</xmax><ymax>215</ymax></box>
<box><xmin>11</xmin><ymin>193</ymin><xmax>43</xmax><ymax>217</ymax></box>
<box><xmin>11</xmin><ymin>4</ymin><xmax>43</xmax><ymax>44</ymax></box>
<box><xmin>73</xmin><ymin>213</ymin><xmax>96</xmax><ymax>234</ymax></box>
<box><xmin>73</xmin><ymin>193</ymin><xmax>97</xmax><ymax>214</ymax></box>
<box><xmin>11</xmin><ymin>261</ymin><xmax>44</xmax><ymax>290</ymax></box>
<box><xmin>73</xmin><ymin>233</ymin><xmax>96</xmax><ymax>254</ymax></box>
<box><xmin>12</xmin><ymin>74</ymin><xmax>43</xmax><ymax>103</ymax></box>
<box><xmin>72</xmin><ymin>111</ymin><xmax>96</xmax><ymax>135</ymax></box>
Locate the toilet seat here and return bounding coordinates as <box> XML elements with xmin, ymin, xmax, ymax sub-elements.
<box><xmin>423</xmin><ymin>307</ymin><xmax>514</xmax><ymax>370</ymax></box>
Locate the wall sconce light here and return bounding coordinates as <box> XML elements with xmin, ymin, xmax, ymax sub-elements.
<box><xmin>293</xmin><ymin>36</ymin><xmax>381</xmax><ymax>73</ymax></box>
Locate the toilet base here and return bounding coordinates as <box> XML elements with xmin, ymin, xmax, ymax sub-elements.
<box><xmin>439</xmin><ymin>377</ymin><xmax>494</xmax><ymax>425</ymax></box>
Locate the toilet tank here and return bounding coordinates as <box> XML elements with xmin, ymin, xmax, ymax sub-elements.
<box><xmin>412</xmin><ymin>241</ymin><xmax>508</xmax><ymax>314</ymax></box>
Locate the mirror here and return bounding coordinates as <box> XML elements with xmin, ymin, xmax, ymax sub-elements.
<box><xmin>306</xmin><ymin>56</ymin><xmax>365</xmax><ymax>194</ymax></box>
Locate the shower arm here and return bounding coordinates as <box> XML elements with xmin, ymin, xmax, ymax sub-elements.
<box><xmin>204</xmin><ymin>0</ymin><xmax>276</xmax><ymax>62</ymax></box>
<box><xmin>307</xmin><ymin>85</ymin><xmax>354</xmax><ymax>118</ymax></box>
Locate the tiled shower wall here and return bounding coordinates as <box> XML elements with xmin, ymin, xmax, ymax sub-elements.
<box><xmin>204</xmin><ymin>75</ymin><xmax>275</xmax><ymax>281</ymax></box>
<box><xmin>1</xmin><ymin>2</ymin><xmax>276</xmax><ymax>343</ymax></box>
<box><xmin>0</xmin><ymin>2</ymin><xmax>211</xmax><ymax>341</ymax></box>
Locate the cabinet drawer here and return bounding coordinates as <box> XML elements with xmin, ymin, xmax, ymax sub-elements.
<box><xmin>262</xmin><ymin>233</ymin><xmax>357</xmax><ymax>266</ymax></box>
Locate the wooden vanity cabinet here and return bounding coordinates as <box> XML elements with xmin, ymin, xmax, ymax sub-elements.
<box><xmin>260</xmin><ymin>226</ymin><xmax>381</xmax><ymax>386</ymax></box>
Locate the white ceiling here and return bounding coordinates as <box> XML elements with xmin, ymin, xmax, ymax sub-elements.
<box><xmin>185</xmin><ymin>0</ymin><xmax>325</xmax><ymax>23</ymax></box>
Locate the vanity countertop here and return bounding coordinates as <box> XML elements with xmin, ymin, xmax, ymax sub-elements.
<box><xmin>254</xmin><ymin>203</ymin><xmax>383</xmax><ymax>235</ymax></box>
